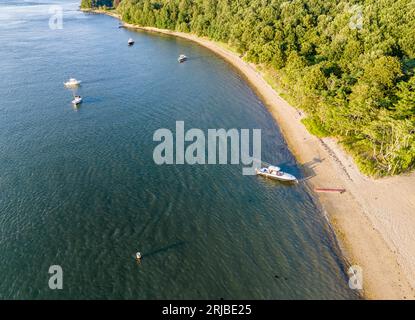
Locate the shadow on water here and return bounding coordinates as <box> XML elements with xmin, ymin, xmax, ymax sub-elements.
<box><xmin>141</xmin><ymin>240</ymin><xmax>187</xmax><ymax>259</ymax></box>
<box><xmin>259</xmin><ymin>177</ymin><xmax>300</xmax><ymax>188</ymax></box>
<box><xmin>182</xmin><ymin>55</ymin><xmax>210</xmax><ymax>61</ymax></box>
<box><xmin>82</xmin><ymin>76</ymin><xmax>127</xmax><ymax>85</ymax></box>
<box><xmin>83</xmin><ymin>96</ymin><xmax>106</xmax><ymax>104</ymax></box>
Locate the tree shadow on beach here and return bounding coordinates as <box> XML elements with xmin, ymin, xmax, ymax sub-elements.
<box><xmin>299</xmin><ymin>157</ymin><xmax>324</xmax><ymax>182</ymax></box>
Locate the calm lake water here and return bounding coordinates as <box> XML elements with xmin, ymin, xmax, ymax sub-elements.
<box><xmin>0</xmin><ymin>1</ymin><xmax>359</xmax><ymax>299</ymax></box>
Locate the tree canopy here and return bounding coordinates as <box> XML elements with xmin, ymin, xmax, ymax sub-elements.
<box><xmin>85</xmin><ymin>0</ymin><xmax>415</xmax><ymax>177</ymax></box>
<box><xmin>81</xmin><ymin>0</ymin><xmax>114</xmax><ymax>9</ymax></box>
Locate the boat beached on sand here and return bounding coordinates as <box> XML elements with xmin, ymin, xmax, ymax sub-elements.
<box><xmin>256</xmin><ymin>165</ymin><xmax>297</xmax><ymax>182</ymax></box>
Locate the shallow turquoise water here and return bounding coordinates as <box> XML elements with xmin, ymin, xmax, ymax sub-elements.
<box><xmin>0</xmin><ymin>1</ymin><xmax>359</xmax><ymax>299</ymax></box>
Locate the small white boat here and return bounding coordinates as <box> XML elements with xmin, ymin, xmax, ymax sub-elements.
<box><xmin>72</xmin><ymin>96</ymin><xmax>82</xmax><ymax>105</ymax></box>
<box><xmin>128</xmin><ymin>38</ymin><xmax>135</xmax><ymax>46</ymax></box>
<box><xmin>256</xmin><ymin>165</ymin><xmax>297</xmax><ymax>182</ymax></box>
<box><xmin>178</xmin><ymin>54</ymin><xmax>187</xmax><ymax>63</ymax></box>
<box><xmin>64</xmin><ymin>78</ymin><xmax>81</xmax><ymax>87</ymax></box>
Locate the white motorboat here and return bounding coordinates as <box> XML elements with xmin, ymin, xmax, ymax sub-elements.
<box><xmin>64</xmin><ymin>78</ymin><xmax>81</xmax><ymax>87</ymax></box>
<box><xmin>178</xmin><ymin>54</ymin><xmax>187</xmax><ymax>63</ymax></box>
<box><xmin>72</xmin><ymin>96</ymin><xmax>82</xmax><ymax>105</ymax></box>
<box><xmin>256</xmin><ymin>165</ymin><xmax>297</xmax><ymax>182</ymax></box>
<box><xmin>128</xmin><ymin>38</ymin><xmax>135</xmax><ymax>46</ymax></box>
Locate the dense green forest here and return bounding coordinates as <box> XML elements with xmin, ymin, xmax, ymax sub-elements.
<box><xmin>81</xmin><ymin>0</ymin><xmax>115</xmax><ymax>9</ymax></box>
<box><xmin>84</xmin><ymin>0</ymin><xmax>415</xmax><ymax>177</ymax></box>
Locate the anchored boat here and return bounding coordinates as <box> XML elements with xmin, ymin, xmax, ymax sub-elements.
<box><xmin>64</xmin><ymin>78</ymin><xmax>81</xmax><ymax>87</ymax></box>
<box><xmin>135</xmin><ymin>252</ymin><xmax>141</xmax><ymax>260</ymax></box>
<box><xmin>72</xmin><ymin>95</ymin><xmax>82</xmax><ymax>106</ymax></box>
<box><xmin>256</xmin><ymin>165</ymin><xmax>297</xmax><ymax>182</ymax></box>
<box><xmin>178</xmin><ymin>54</ymin><xmax>187</xmax><ymax>63</ymax></box>
<box><xmin>128</xmin><ymin>38</ymin><xmax>135</xmax><ymax>46</ymax></box>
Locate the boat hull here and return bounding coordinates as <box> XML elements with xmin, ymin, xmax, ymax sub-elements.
<box><xmin>255</xmin><ymin>169</ymin><xmax>297</xmax><ymax>182</ymax></box>
<box><xmin>178</xmin><ymin>55</ymin><xmax>187</xmax><ymax>63</ymax></box>
<box><xmin>64</xmin><ymin>81</ymin><xmax>81</xmax><ymax>87</ymax></box>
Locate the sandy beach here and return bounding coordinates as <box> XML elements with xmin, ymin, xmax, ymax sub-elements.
<box><xmin>85</xmin><ymin>9</ymin><xmax>415</xmax><ymax>299</ymax></box>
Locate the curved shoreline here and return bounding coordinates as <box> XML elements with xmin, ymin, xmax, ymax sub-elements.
<box><xmin>84</xmin><ymin>9</ymin><xmax>415</xmax><ymax>299</ymax></box>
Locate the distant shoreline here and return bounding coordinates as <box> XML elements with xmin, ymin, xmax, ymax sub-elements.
<box><xmin>83</xmin><ymin>8</ymin><xmax>415</xmax><ymax>300</ymax></box>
